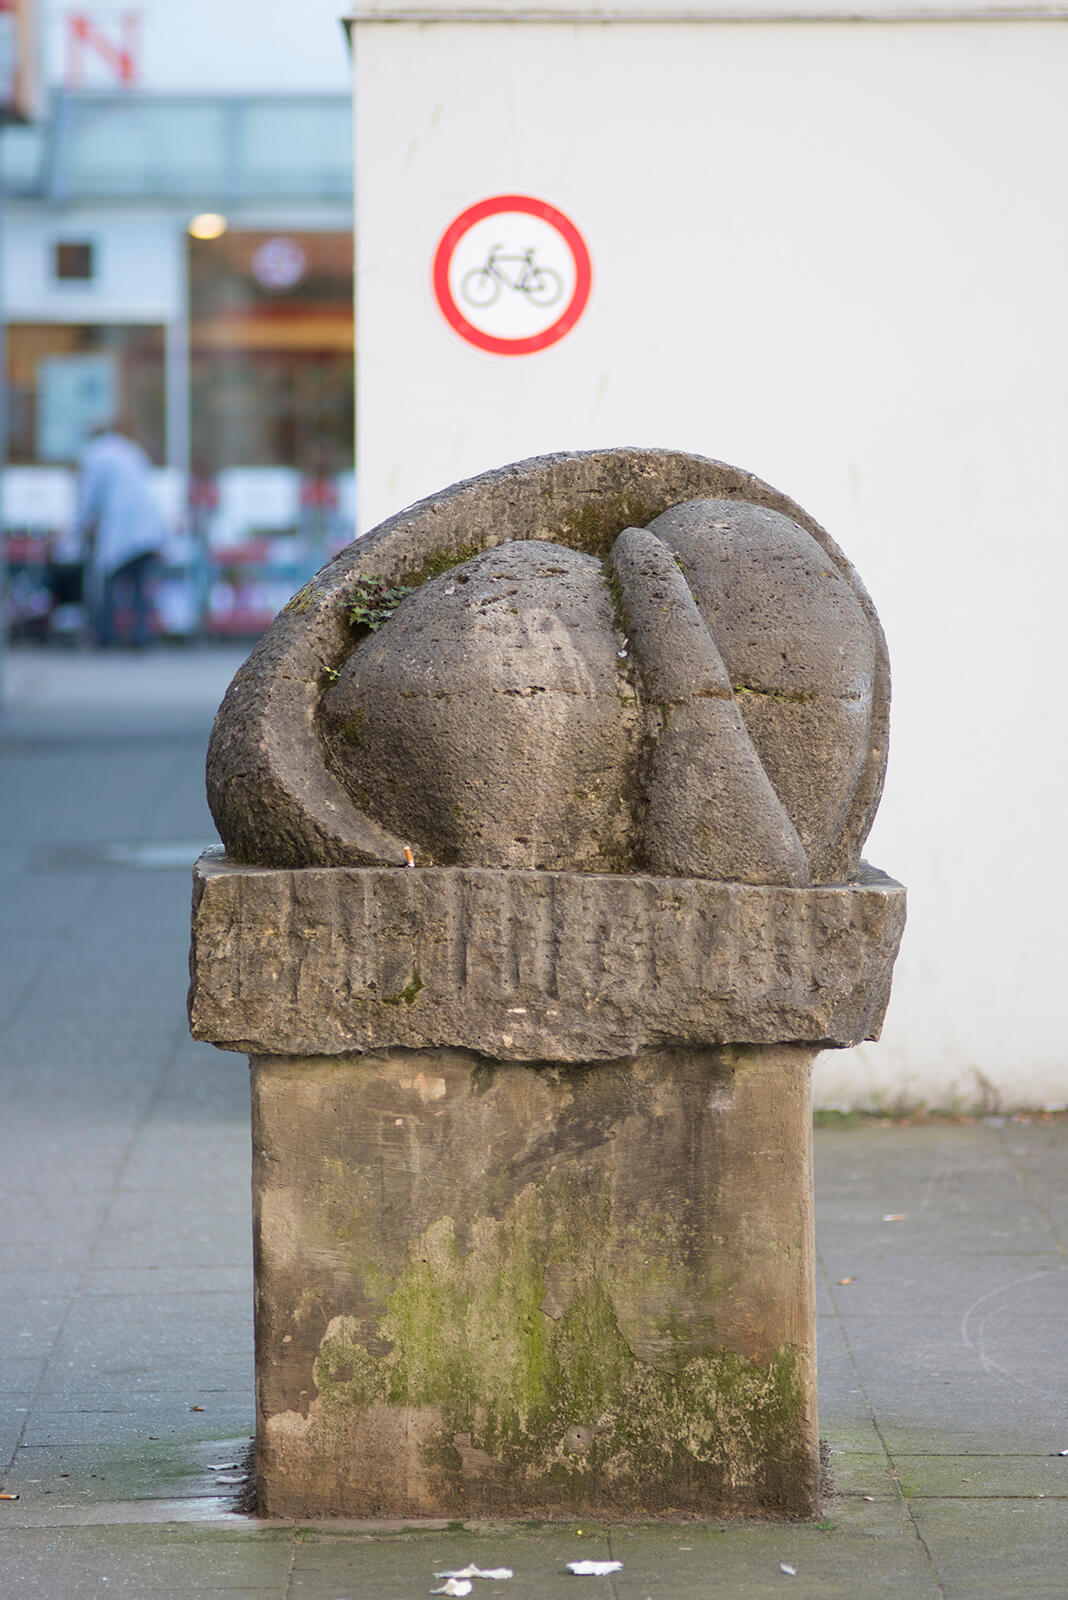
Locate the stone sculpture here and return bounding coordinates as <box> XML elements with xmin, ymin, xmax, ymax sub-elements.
<box><xmin>190</xmin><ymin>448</ymin><xmax>904</xmax><ymax>1519</ymax></box>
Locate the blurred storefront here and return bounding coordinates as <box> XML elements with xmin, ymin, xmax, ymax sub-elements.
<box><xmin>1</xmin><ymin>88</ymin><xmax>355</xmax><ymax>640</ymax></box>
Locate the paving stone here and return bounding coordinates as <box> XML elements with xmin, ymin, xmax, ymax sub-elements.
<box><xmin>822</xmin><ymin>1450</ymin><xmax>898</xmax><ymax>1498</ymax></box>
<box><xmin>34</xmin><ymin>1357</ymin><xmax>252</xmax><ymax>1402</ymax></box>
<box><xmin>815</xmin><ymin>1252</ymin><xmax>1065</xmax><ymax>1318</ymax></box>
<box><xmin>889</xmin><ymin>1453</ymin><xmax>1068</xmax><ymax>1498</ymax></box>
<box><xmin>0</xmin><ymin>1295</ymin><xmax>72</xmax><ymax>1349</ymax></box>
<box><xmin>0</xmin><ymin>1523</ymin><xmax>291</xmax><ymax>1595</ymax></box>
<box><xmin>87</xmin><ymin>1200</ymin><xmax>252</xmax><ymax>1272</ymax></box>
<box><xmin>910</xmin><ymin>1497</ymin><xmax>1068</xmax><ymax>1597</ymax></box>
<box><xmin>0</xmin><ymin>1356</ymin><xmax>46</xmax><ymax>1397</ymax></box>
<box><xmin>43</xmin><ymin>1292</ymin><xmax>252</xmax><ymax>1359</ymax></box>
<box><xmin>832</xmin><ymin>1310</ymin><xmax>1068</xmax><ymax>1452</ymax></box>
<box><xmin>606</xmin><ymin>1508</ymin><xmax>941</xmax><ymax>1598</ymax></box>
<box><xmin>79</xmin><ymin>1268</ymin><xmax>251</xmax><ymax>1299</ymax></box>
<box><xmin>288</xmin><ymin>1524</ymin><xmax>615</xmax><ymax>1600</ymax></box>
<box><xmin>20</xmin><ymin>1406</ymin><xmax>255</xmax><ymax>1449</ymax></box>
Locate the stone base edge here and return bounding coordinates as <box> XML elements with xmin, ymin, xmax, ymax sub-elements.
<box><xmin>189</xmin><ymin>855</ymin><xmax>905</xmax><ymax>1063</ymax></box>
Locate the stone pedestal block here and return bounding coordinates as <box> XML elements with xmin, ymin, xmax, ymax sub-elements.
<box><xmin>190</xmin><ymin>854</ymin><xmax>904</xmax><ymax>1519</ymax></box>
<box><xmin>250</xmin><ymin>1043</ymin><xmax>818</xmax><ymax>1519</ymax></box>
<box><xmin>189</xmin><ymin>450</ymin><xmax>905</xmax><ymax>1520</ymax></box>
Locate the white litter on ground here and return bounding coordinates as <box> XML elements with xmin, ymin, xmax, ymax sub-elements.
<box><xmin>435</xmin><ymin>1568</ymin><xmax>514</xmax><ymax>1582</ymax></box>
<box><xmin>779</xmin><ymin>1562</ymin><xmax>797</xmax><ymax>1576</ymax></box>
<box><xmin>566</xmin><ymin>1561</ymin><xmax>623</xmax><ymax>1576</ymax></box>
<box><xmin>431</xmin><ymin>1581</ymin><xmax>473</xmax><ymax>1596</ymax></box>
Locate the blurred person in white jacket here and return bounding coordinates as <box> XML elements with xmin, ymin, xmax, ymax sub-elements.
<box><xmin>73</xmin><ymin>424</ymin><xmax>165</xmax><ymax>648</ymax></box>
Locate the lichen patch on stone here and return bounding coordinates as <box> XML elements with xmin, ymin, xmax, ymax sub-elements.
<box><xmin>266</xmin><ymin>1155</ymin><xmax>813</xmax><ymax>1515</ymax></box>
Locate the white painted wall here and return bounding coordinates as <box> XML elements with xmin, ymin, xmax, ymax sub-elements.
<box><xmin>4</xmin><ymin>207</ymin><xmax>182</xmax><ymax>321</ymax></box>
<box><xmin>354</xmin><ymin>14</ymin><xmax>1068</xmax><ymax>1110</ymax></box>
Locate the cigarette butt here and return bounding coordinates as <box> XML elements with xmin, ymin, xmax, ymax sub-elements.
<box><xmin>404</xmin><ymin>846</ymin><xmax>415</xmax><ymax>868</ymax></box>
<box><xmin>0</xmin><ymin>1492</ymin><xmax>19</xmax><ymax>1500</ymax></box>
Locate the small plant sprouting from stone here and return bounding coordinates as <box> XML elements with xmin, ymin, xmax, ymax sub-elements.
<box><xmin>383</xmin><ymin>970</ymin><xmax>423</xmax><ymax>1006</ymax></box>
<box><xmin>345</xmin><ymin>576</ymin><xmax>414</xmax><ymax>632</ymax></box>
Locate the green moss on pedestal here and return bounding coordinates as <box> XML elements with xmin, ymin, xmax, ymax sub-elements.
<box><xmin>305</xmin><ymin>1164</ymin><xmax>810</xmax><ymax>1514</ymax></box>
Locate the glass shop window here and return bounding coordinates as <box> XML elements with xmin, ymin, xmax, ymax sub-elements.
<box><xmin>5</xmin><ymin>323</ymin><xmax>166</xmax><ymax>466</ymax></box>
<box><xmin>188</xmin><ymin>229</ymin><xmax>353</xmax><ymax>480</ymax></box>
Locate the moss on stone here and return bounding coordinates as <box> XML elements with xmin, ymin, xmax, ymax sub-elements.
<box><xmin>304</xmin><ymin>1164</ymin><xmax>809</xmax><ymax>1510</ymax></box>
<box><xmin>339</xmin><ymin>709</ymin><xmax>365</xmax><ymax>744</ymax></box>
<box><xmin>601</xmin><ymin>559</ymin><xmax>632</xmax><ymax>635</ymax></box>
<box><xmin>560</xmin><ymin>495</ymin><xmax>661</xmax><ymax>556</ymax></box>
<box><xmin>382</xmin><ymin>971</ymin><xmax>423</xmax><ymax>1006</ymax></box>
<box><xmin>314</xmin><ymin>1316</ymin><xmax>389</xmax><ymax>1408</ymax></box>
<box><xmin>404</xmin><ymin>541</ymin><xmax>486</xmax><ymax>587</ymax></box>
<box><xmin>283</xmin><ymin>583</ymin><xmax>316</xmax><ymax>614</ymax></box>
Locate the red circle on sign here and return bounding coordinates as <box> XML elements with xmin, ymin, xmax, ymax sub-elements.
<box><xmin>432</xmin><ymin>194</ymin><xmax>592</xmax><ymax>357</ymax></box>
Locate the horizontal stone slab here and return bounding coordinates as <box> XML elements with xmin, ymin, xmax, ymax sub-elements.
<box><xmin>189</xmin><ymin>853</ymin><xmax>904</xmax><ymax>1062</ymax></box>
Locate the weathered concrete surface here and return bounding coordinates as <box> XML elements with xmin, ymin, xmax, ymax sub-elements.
<box><xmin>189</xmin><ymin>854</ymin><xmax>905</xmax><ymax>1062</ymax></box>
<box><xmin>206</xmin><ymin>449</ymin><xmax>889</xmax><ymax>877</ymax></box>
<box><xmin>250</xmin><ymin>1043</ymin><xmax>819</xmax><ymax>1519</ymax></box>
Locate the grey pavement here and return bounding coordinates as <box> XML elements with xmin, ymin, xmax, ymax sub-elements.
<box><xmin>0</xmin><ymin>640</ymin><xmax>1065</xmax><ymax>1598</ymax></box>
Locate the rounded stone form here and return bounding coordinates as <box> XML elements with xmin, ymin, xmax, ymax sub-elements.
<box><xmin>608</xmin><ymin>522</ymin><xmax>810</xmax><ymax>886</ymax></box>
<box><xmin>206</xmin><ymin>449</ymin><xmax>890</xmax><ymax>884</ymax></box>
<box><xmin>644</xmin><ymin>499</ymin><xmax>880</xmax><ymax>884</ymax></box>
<box><xmin>319</xmin><ymin>541</ymin><xmax>639</xmax><ymax>873</ymax></box>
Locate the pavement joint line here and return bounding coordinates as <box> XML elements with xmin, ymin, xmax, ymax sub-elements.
<box><xmin>815</xmin><ymin>1244</ymin><xmax>950</xmax><ymax>1596</ymax></box>
<box><xmin>883</xmin><ymin>1436</ymin><xmax>949</xmax><ymax>1599</ymax></box>
<box><xmin>281</xmin><ymin>1519</ymin><xmax>301</xmax><ymax>1600</ymax></box>
<box><xmin>5</xmin><ymin>1016</ymin><xmax>193</xmax><ymax>1478</ymax></box>
<box><xmin>604</xmin><ymin>1527</ymin><xmax>622</xmax><ymax>1600</ymax></box>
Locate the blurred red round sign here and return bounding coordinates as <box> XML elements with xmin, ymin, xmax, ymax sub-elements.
<box><xmin>433</xmin><ymin>195</ymin><xmax>592</xmax><ymax>356</ymax></box>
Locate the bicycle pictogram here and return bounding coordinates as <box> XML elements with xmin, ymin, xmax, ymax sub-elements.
<box><xmin>433</xmin><ymin>195</ymin><xmax>592</xmax><ymax>356</ymax></box>
<box><xmin>461</xmin><ymin>244</ymin><xmax>563</xmax><ymax>310</ymax></box>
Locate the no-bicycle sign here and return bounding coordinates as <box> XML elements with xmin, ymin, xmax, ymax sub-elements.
<box><xmin>432</xmin><ymin>194</ymin><xmax>592</xmax><ymax>357</ymax></box>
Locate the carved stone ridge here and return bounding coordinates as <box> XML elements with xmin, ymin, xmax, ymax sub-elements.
<box><xmin>189</xmin><ymin>851</ymin><xmax>905</xmax><ymax>1062</ymax></box>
